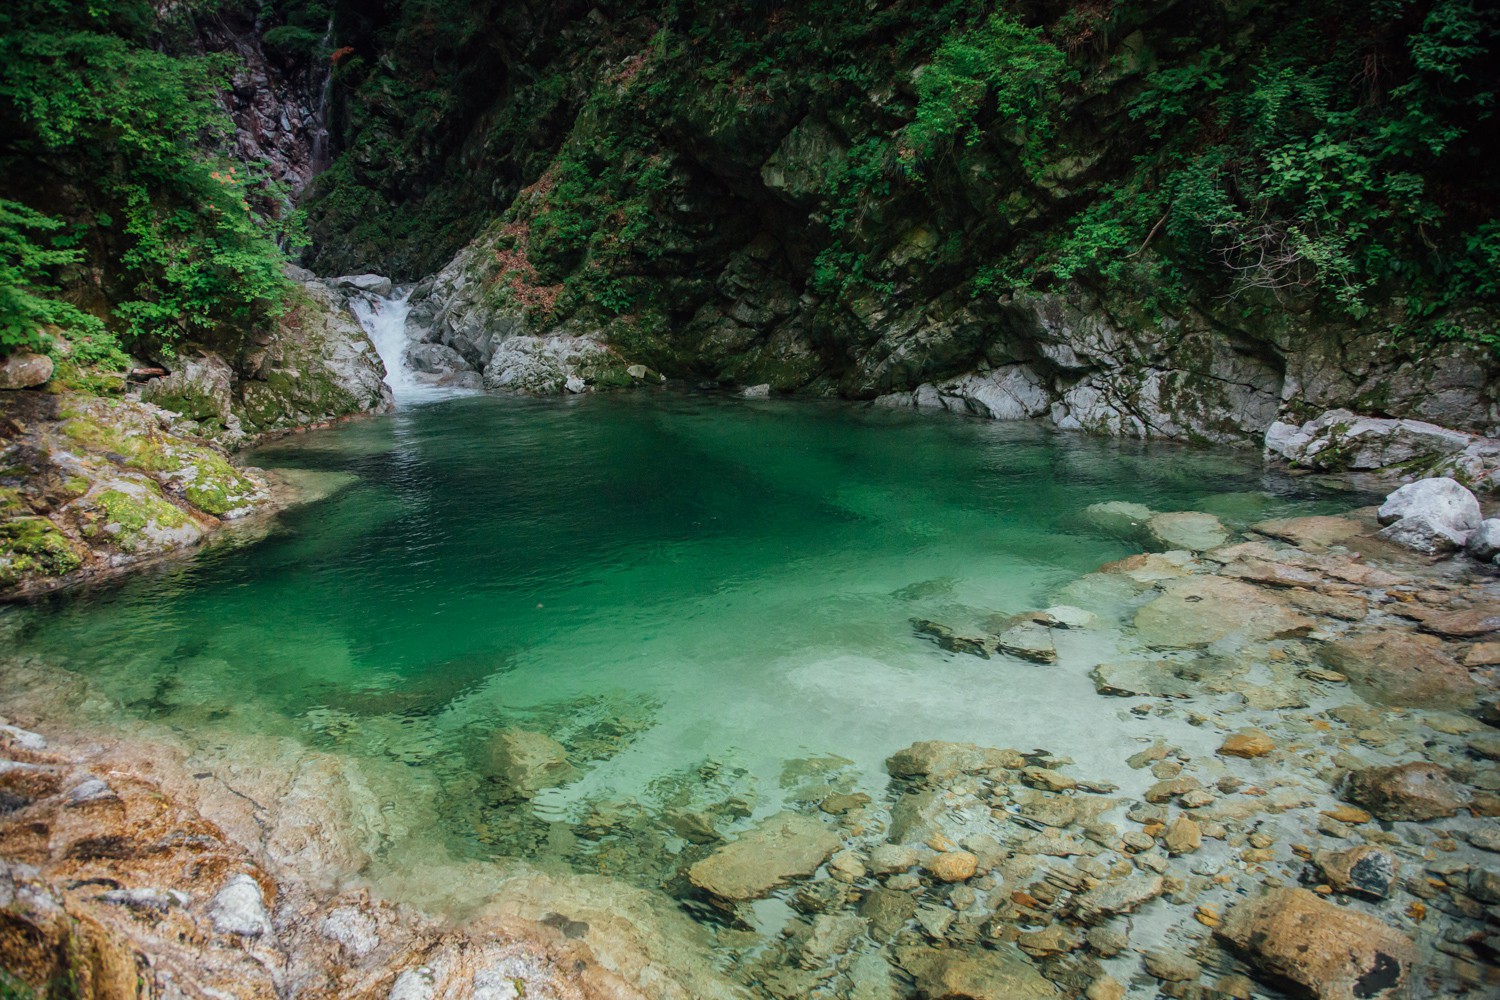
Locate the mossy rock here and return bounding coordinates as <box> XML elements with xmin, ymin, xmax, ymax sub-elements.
<box><xmin>0</xmin><ymin>515</ymin><xmax>83</xmax><ymax>587</ymax></box>
<box><xmin>84</xmin><ymin>480</ymin><xmax>199</xmax><ymax>554</ymax></box>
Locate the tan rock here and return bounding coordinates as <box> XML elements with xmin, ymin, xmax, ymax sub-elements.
<box><xmin>1218</xmin><ymin>729</ymin><xmax>1275</xmax><ymax>759</ymax></box>
<box><xmin>687</xmin><ymin>812</ymin><xmax>841</xmax><ymax>900</ymax></box>
<box><xmin>1148</xmin><ymin>511</ymin><xmax>1229</xmax><ymax>552</ymax></box>
<box><xmin>927</xmin><ymin>850</ymin><xmax>978</xmax><ymax>882</ymax></box>
<box><xmin>1343</xmin><ymin>761</ymin><xmax>1470</xmax><ymax>821</ymax></box>
<box><xmin>895</xmin><ymin>942</ymin><xmax>1058</xmax><ymax>999</ymax></box>
<box><xmin>0</xmin><ymin>350</ymin><xmax>53</xmax><ymax>389</ymax></box>
<box><xmin>1134</xmin><ymin>576</ymin><xmax>1315</xmax><ymax>649</ymax></box>
<box><xmin>1419</xmin><ymin>606</ymin><xmax>1500</xmax><ymax>638</ymax></box>
<box><xmin>1163</xmin><ymin>815</ymin><xmax>1202</xmax><ymax>855</ymax></box>
<box><xmin>1318</xmin><ymin>631</ymin><xmax>1479</xmax><ymax>709</ymax></box>
<box><xmin>1251</xmin><ymin>515</ymin><xmax>1367</xmax><ymax>549</ymax></box>
<box><xmin>1217</xmin><ymin>888</ymin><xmax>1415</xmax><ymax>1000</ymax></box>
<box><xmin>1464</xmin><ymin>641</ymin><xmax>1500</xmax><ymax>666</ymax></box>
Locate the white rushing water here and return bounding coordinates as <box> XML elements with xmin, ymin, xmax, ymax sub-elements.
<box><xmin>349</xmin><ymin>290</ymin><xmax>425</xmax><ymax>402</ymax></box>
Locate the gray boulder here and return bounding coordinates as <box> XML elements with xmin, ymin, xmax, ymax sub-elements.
<box><xmin>141</xmin><ymin>351</ymin><xmax>235</xmax><ymax>427</ymax></box>
<box><xmin>404</xmin><ymin>342</ymin><xmax>473</xmax><ymax>377</ymax></box>
<box><xmin>334</xmin><ymin>273</ymin><xmax>393</xmax><ymax>297</ymax></box>
<box><xmin>1266</xmin><ymin>409</ymin><xmax>1474</xmax><ymax>471</ymax></box>
<box><xmin>0</xmin><ymin>351</ymin><xmax>54</xmax><ymax>389</ymax></box>
<box><xmin>1466</xmin><ymin>518</ymin><xmax>1500</xmax><ymax>562</ymax></box>
<box><xmin>1375</xmin><ymin>478</ymin><xmax>1481</xmax><ymax>554</ymax></box>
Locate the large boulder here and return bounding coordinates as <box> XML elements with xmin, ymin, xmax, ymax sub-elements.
<box><xmin>687</xmin><ymin>812</ymin><xmax>841</xmax><ymax>901</ymax></box>
<box><xmin>483</xmin><ymin>334</ymin><xmax>629</xmax><ymax>394</ymax></box>
<box><xmin>334</xmin><ymin>273</ymin><xmax>393</xmax><ymax>296</ymax></box>
<box><xmin>1317</xmin><ymin>630</ymin><xmax>1479</xmax><ymax>709</ymax></box>
<box><xmin>1377</xmin><ymin>477</ymin><xmax>1481</xmax><ymax>530</ymax></box>
<box><xmin>1217</xmin><ymin>887</ymin><xmax>1415</xmax><ymax>1000</ymax></box>
<box><xmin>142</xmin><ymin>350</ymin><xmax>236</xmax><ymax>429</ymax></box>
<box><xmin>0</xmin><ymin>350</ymin><xmax>53</xmax><ymax>389</ymax></box>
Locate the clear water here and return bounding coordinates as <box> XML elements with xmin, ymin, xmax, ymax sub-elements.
<box><xmin>3</xmin><ymin>393</ymin><xmax>1359</xmax><ymax>897</ymax></box>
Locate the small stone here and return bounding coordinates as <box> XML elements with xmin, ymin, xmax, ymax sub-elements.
<box><xmin>1085</xmin><ymin>975</ymin><xmax>1125</xmax><ymax>1000</ymax></box>
<box><xmin>209</xmin><ymin>873</ymin><xmax>272</xmax><ymax>938</ymax></box>
<box><xmin>1313</xmin><ymin>845</ymin><xmax>1399</xmax><ymax>900</ymax></box>
<box><xmin>488</xmin><ymin>729</ymin><xmax>576</xmax><ymax>799</ymax></box>
<box><xmin>829</xmin><ymin>850</ymin><xmax>867</xmax><ymax>882</ymax></box>
<box><xmin>1020</xmin><ymin>767</ymin><xmax>1077</xmax><ymax>792</ymax></box>
<box><xmin>1218</xmin><ymin>728</ymin><xmax>1275</xmax><ymax>759</ymax></box>
<box><xmin>1163</xmin><ymin>815</ymin><xmax>1202</xmax><ymax>855</ymax></box>
<box><xmin>1085</xmin><ymin>925</ymin><xmax>1128</xmax><ymax>957</ymax></box>
<box><xmin>1143</xmin><ymin>948</ymin><xmax>1201</xmax><ymax>983</ymax></box>
<box><xmin>927</xmin><ymin>850</ymin><xmax>978</xmax><ymax>883</ymax></box>
<box><xmin>1145</xmin><ymin>776</ymin><xmax>1202</xmax><ymax>804</ymax></box>
<box><xmin>869</xmin><ymin>843</ymin><xmax>920</xmax><ymax>874</ymax></box>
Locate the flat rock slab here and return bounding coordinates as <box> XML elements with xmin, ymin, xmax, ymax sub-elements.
<box><xmin>1217</xmin><ymin>887</ymin><xmax>1415</xmax><ymax>1000</ymax></box>
<box><xmin>1318</xmin><ymin>631</ymin><xmax>1479</xmax><ymax>709</ymax></box>
<box><xmin>1251</xmin><ymin>516</ymin><xmax>1367</xmax><ymax>550</ymax></box>
<box><xmin>1134</xmin><ymin>576</ymin><xmax>1315</xmax><ymax>648</ymax></box>
<box><xmin>688</xmin><ymin>812</ymin><xmax>841</xmax><ymax>901</ymax></box>
<box><xmin>1148</xmin><ymin>511</ymin><xmax>1229</xmax><ymax>552</ymax></box>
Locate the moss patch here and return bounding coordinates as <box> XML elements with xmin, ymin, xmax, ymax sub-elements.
<box><xmin>0</xmin><ymin>515</ymin><xmax>83</xmax><ymax>587</ymax></box>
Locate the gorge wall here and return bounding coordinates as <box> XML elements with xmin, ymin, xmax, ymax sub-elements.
<box><xmin>296</xmin><ymin>0</ymin><xmax>1499</xmax><ymax>448</ymax></box>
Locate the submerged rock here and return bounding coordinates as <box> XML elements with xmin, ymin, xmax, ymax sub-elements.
<box><xmin>1312</xmin><ymin>845</ymin><xmax>1398</xmax><ymax>900</ymax></box>
<box><xmin>1134</xmin><ymin>576</ymin><xmax>1315</xmax><ymax>648</ymax></box>
<box><xmin>687</xmin><ymin>812</ymin><xmax>841</xmax><ymax>901</ymax></box>
<box><xmin>895</xmin><ymin>942</ymin><xmax>1058</xmax><ymax>999</ymax></box>
<box><xmin>1148</xmin><ymin>511</ymin><xmax>1229</xmax><ymax>552</ymax></box>
<box><xmin>994</xmin><ymin>622</ymin><xmax>1058</xmax><ymax>664</ymax></box>
<box><xmin>1083</xmin><ymin>500</ymin><xmax>1156</xmax><ymax>538</ymax></box>
<box><xmin>1217</xmin><ymin>887</ymin><xmax>1415</xmax><ymax>1000</ymax></box>
<box><xmin>488</xmin><ymin>729</ymin><xmax>576</xmax><ymax>799</ymax></box>
<box><xmin>1318</xmin><ymin>631</ymin><xmax>1479</xmax><ymax>709</ymax></box>
<box><xmin>1342</xmin><ymin>761</ymin><xmax>1470</xmax><ymax>821</ymax></box>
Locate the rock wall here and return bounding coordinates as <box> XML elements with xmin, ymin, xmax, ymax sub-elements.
<box><xmin>317</xmin><ymin>1</ymin><xmax>1499</xmax><ymax>445</ymax></box>
<box><xmin>140</xmin><ymin>268</ymin><xmax>392</xmax><ymax>447</ymax></box>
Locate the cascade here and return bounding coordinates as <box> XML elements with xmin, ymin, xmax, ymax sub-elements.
<box><xmin>348</xmin><ymin>290</ymin><xmax>420</xmax><ymax>399</ymax></box>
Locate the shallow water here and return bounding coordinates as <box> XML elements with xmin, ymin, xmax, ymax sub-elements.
<box><xmin>4</xmin><ymin>392</ymin><xmax>1383</xmax><ymax>981</ymax></box>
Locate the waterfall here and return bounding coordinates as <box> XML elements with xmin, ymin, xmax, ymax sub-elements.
<box><xmin>348</xmin><ymin>290</ymin><xmax>420</xmax><ymax>400</ymax></box>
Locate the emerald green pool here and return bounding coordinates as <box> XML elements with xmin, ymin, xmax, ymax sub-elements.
<box><xmin>3</xmin><ymin>392</ymin><xmax>1357</xmax><ymax>881</ymax></box>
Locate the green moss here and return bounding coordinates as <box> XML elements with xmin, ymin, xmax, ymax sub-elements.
<box><xmin>0</xmin><ymin>515</ymin><xmax>83</xmax><ymax>586</ymax></box>
<box><xmin>91</xmin><ymin>484</ymin><xmax>191</xmax><ymax>551</ymax></box>
<box><xmin>177</xmin><ymin>451</ymin><xmax>256</xmax><ymax>517</ymax></box>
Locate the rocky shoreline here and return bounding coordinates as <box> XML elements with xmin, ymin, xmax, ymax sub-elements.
<box><xmin>3</xmin><ymin>473</ymin><xmax>1498</xmax><ymax>999</ymax></box>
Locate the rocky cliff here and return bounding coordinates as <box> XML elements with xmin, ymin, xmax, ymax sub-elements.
<box><xmin>300</xmin><ymin>0</ymin><xmax>1498</xmax><ymax>455</ymax></box>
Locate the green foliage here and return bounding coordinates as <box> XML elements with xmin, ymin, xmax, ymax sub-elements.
<box><xmin>904</xmin><ymin>12</ymin><xmax>1076</xmax><ymax>174</ymax></box>
<box><xmin>0</xmin><ymin>199</ymin><xmax>108</xmax><ymax>353</ymax></box>
<box><xmin>0</xmin><ymin>0</ymin><xmax>294</xmax><ymax>360</ymax></box>
<box><xmin>1048</xmin><ymin>0</ymin><xmax>1499</xmax><ymax>334</ymax></box>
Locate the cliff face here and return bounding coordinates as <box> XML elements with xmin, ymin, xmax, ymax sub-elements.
<box><xmin>295</xmin><ymin>0</ymin><xmax>1499</xmax><ymax>446</ymax></box>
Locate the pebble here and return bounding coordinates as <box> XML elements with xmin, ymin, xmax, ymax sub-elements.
<box><xmin>921</xmin><ymin>850</ymin><xmax>974</xmax><ymax>883</ymax></box>
<box><xmin>1218</xmin><ymin>728</ymin><xmax>1275</xmax><ymax>758</ymax></box>
<box><xmin>1164</xmin><ymin>815</ymin><xmax>1203</xmax><ymax>855</ymax></box>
